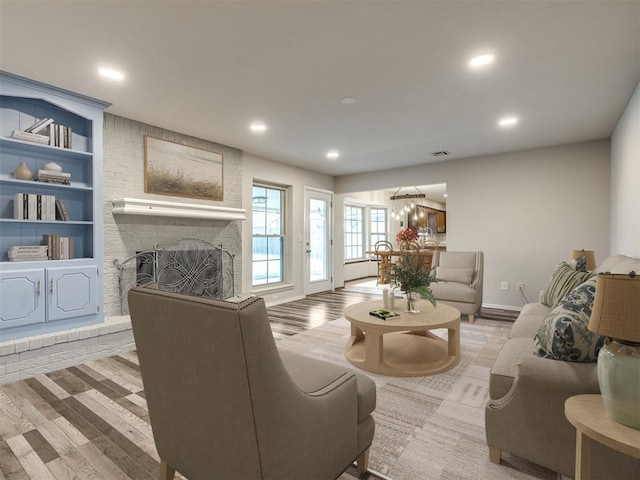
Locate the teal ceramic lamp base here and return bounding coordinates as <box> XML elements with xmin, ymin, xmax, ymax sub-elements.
<box><xmin>597</xmin><ymin>339</ymin><xmax>640</xmax><ymax>429</ymax></box>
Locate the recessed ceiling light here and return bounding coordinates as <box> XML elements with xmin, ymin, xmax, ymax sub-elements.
<box><xmin>326</xmin><ymin>150</ymin><xmax>340</xmax><ymax>160</ymax></box>
<box><xmin>97</xmin><ymin>67</ymin><xmax>125</xmax><ymax>81</ymax></box>
<box><xmin>249</xmin><ymin>122</ymin><xmax>267</xmax><ymax>133</ymax></box>
<box><xmin>498</xmin><ymin>116</ymin><xmax>519</xmax><ymax>127</ymax></box>
<box><xmin>468</xmin><ymin>54</ymin><xmax>495</xmax><ymax>68</ymax></box>
<box><xmin>341</xmin><ymin>97</ymin><xmax>357</xmax><ymax>104</ymax></box>
<box><xmin>443</xmin><ymin>194</ymin><xmax>448</xmax><ymax>198</ymax></box>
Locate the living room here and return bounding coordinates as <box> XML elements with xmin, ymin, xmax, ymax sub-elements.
<box><xmin>1</xmin><ymin>1</ymin><xmax>639</xmax><ymax>479</ymax></box>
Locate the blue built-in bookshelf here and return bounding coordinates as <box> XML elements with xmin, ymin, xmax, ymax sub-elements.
<box><xmin>0</xmin><ymin>71</ymin><xmax>111</xmax><ymax>341</ymax></box>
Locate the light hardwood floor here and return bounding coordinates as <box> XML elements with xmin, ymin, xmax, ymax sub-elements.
<box><xmin>0</xmin><ymin>289</ymin><xmax>380</xmax><ymax>480</ymax></box>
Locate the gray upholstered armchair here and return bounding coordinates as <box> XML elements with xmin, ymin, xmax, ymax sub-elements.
<box><xmin>128</xmin><ymin>285</ymin><xmax>376</xmax><ymax>480</ymax></box>
<box><xmin>429</xmin><ymin>251</ymin><xmax>484</xmax><ymax>323</ymax></box>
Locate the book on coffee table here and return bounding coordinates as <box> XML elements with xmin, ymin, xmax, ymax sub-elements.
<box><xmin>369</xmin><ymin>309</ymin><xmax>400</xmax><ymax>320</ymax></box>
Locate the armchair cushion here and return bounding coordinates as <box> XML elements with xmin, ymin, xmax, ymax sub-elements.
<box><xmin>435</xmin><ymin>266</ymin><xmax>474</xmax><ymax>284</ymax></box>
<box><xmin>429</xmin><ymin>281</ymin><xmax>477</xmax><ymax>303</ymax></box>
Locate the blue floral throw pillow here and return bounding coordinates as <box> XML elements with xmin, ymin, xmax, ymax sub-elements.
<box><xmin>534</xmin><ymin>277</ymin><xmax>604</xmax><ymax>362</ymax></box>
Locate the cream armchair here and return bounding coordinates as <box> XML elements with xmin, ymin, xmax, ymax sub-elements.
<box><xmin>128</xmin><ymin>286</ymin><xmax>376</xmax><ymax>480</ymax></box>
<box><xmin>429</xmin><ymin>251</ymin><xmax>484</xmax><ymax>323</ymax></box>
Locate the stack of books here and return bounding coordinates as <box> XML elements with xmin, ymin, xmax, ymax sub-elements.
<box><xmin>9</xmin><ymin>117</ymin><xmax>73</xmax><ymax>149</ymax></box>
<box><xmin>10</xmin><ymin>130</ymin><xmax>50</xmax><ymax>145</ymax></box>
<box><xmin>43</xmin><ymin>234</ymin><xmax>74</xmax><ymax>260</ymax></box>
<box><xmin>8</xmin><ymin>245</ymin><xmax>49</xmax><ymax>262</ymax></box>
<box><xmin>34</xmin><ymin>169</ymin><xmax>71</xmax><ymax>185</ymax></box>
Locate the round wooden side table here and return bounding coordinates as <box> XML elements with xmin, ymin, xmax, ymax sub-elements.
<box><xmin>564</xmin><ymin>394</ymin><xmax>640</xmax><ymax>480</ymax></box>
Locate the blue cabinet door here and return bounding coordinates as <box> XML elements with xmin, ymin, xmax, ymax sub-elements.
<box><xmin>0</xmin><ymin>269</ymin><xmax>46</xmax><ymax>330</ymax></box>
<box><xmin>46</xmin><ymin>266</ymin><xmax>97</xmax><ymax>321</ymax></box>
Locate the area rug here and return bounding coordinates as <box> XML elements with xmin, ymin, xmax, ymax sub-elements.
<box><xmin>277</xmin><ymin>317</ymin><xmax>557</xmax><ymax>480</ymax></box>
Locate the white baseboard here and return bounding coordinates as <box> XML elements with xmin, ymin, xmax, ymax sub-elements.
<box><xmin>482</xmin><ymin>302</ymin><xmax>523</xmax><ymax>312</ymax></box>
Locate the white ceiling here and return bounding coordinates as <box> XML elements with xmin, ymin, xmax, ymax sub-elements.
<box><xmin>1</xmin><ymin>1</ymin><xmax>639</xmax><ymax>177</ymax></box>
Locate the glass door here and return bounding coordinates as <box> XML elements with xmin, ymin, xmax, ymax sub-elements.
<box><xmin>304</xmin><ymin>188</ymin><xmax>333</xmax><ymax>294</ymax></box>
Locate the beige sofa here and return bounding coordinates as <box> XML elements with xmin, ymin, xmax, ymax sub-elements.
<box><xmin>485</xmin><ymin>254</ymin><xmax>640</xmax><ymax>479</ymax></box>
<box><xmin>429</xmin><ymin>251</ymin><xmax>484</xmax><ymax>323</ymax></box>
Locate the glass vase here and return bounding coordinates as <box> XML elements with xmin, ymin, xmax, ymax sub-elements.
<box><xmin>405</xmin><ymin>291</ymin><xmax>420</xmax><ymax>313</ymax></box>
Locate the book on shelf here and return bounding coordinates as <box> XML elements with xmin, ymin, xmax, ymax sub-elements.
<box><xmin>36</xmin><ymin>169</ymin><xmax>71</xmax><ymax>179</ymax></box>
<box><xmin>13</xmin><ymin>193</ymin><xmax>57</xmax><ymax>220</ymax></box>
<box><xmin>13</xmin><ymin>193</ymin><xmax>23</xmax><ymax>219</ymax></box>
<box><xmin>55</xmin><ymin>199</ymin><xmax>70</xmax><ymax>221</ymax></box>
<box><xmin>42</xmin><ymin>234</ymin><xmax>74</xmax><ymax>260</ymax></box>
<box><xmin>10</xmin><ymin>130</ymin><xmax>50</xmax><ymax>145</ymax></box>
<box><xmin>8</xmin><ymin>245</ymin><xmax>49</xmax><ymax>261</ymax></box>
<box><xmin>47</xmin><ymin>124</ymin><xmax>72</xmax><ymax>149</ymax></box>
<box><xmin>34</xmin><ymin>169</ymin><xmax>71</xmax><ymax>185</ymax></box>
<box><xmin>24</xmin><ymin>117</ymin><xmax>54</xmax><ymax>134</ymax></box>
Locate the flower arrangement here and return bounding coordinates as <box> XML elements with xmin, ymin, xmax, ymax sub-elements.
<box><xmin>388</xmin><ymin>252</ymin><xmax>439</xmax><ymax>308</ymax></box>
<box><xmin>395</xmin><ymin>228</ymin><xmax>418</xmax><ymax>245</ymax></box>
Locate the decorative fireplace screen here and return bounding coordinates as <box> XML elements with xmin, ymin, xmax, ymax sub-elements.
<box><xmin>115</xmin><ymin>238</ymin><xmax>235</xmax><ymax>315</ymax></box>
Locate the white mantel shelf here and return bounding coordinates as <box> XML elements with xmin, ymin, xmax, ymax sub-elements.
<box><xmin>111</xmin><ymin>198</ymin><xmax>246</xmax><ymax>221</ymax></box>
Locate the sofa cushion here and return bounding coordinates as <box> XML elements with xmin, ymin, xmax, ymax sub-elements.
<box><xmin>541</xmin><ymin>261</ymin><xmax>593</xmax><ymax>308</ymax></box>
<box><xmin>533</xmin><ymin>277</ymin><xmax>604</xmax><ymax>362</ymax></box>
<box><xmin>429</xmin><ymin>281</ymin><xmax>477</xmax><ymax>303</ymax></box>
<box><xmin>435</xmin><ymin>266</ymin><xmax>474</xmax><ymax>284</ymax></box>
<box><xmin>489</xmin><ymin>337</ymin><xmax>534</xmax><ymax>399</ymax></box>
<box><xmin>508</xmin><ymin>304</ymin><xmax>550</xmax><ymax>339</ymax></box>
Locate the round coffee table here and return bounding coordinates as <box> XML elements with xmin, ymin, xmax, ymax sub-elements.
<box><xmin>343</xmin><ymin>299</ymin><xmax>461</xmax><ymax>377</ymax></box>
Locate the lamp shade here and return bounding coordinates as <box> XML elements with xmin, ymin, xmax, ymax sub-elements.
<box><xmin>588</xmin><ymin>273</ymin><xmax>640</xmax><ymax>343</ymax></box>
<box><xmin>571</xmin><ymin>249</ymin><xmax>596</xmax><ymax>271</ymax></box>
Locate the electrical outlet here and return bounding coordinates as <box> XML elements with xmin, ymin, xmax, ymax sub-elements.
<box><xmin>517</xmin><ymin>282</ymin><xmax>524</xmax><ymax>291</ymax></box>
<box><xmin>501</xmin><ymin>281</ymin><xmax>509</xmax><ymax>290</ymax></box>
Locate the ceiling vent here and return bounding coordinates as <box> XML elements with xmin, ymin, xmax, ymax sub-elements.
<box><xmin>431</xmin><ymin>150</ymin><xmax>450</xmax><ymax>157</ymax></box>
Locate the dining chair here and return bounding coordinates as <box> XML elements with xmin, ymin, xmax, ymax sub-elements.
<box><xmin>374</xmin><ymin>240</ymin><xmax>393</xmax><ymax>285</ymax></box>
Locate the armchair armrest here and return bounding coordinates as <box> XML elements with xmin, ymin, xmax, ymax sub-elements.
<box><xmin>495</xmin><ymin>354</ymin><xmax>600</xmax><ymax>405</ymax></box>
<box><xmin>250</xmin><ymin>351</ymin><xmax>366</xmax><ymax>478</ymax></box>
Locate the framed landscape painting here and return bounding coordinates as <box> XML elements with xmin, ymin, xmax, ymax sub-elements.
<box><xmin>144</xmin><ymin>136</ymin><xmax>224</xmax><ymax>201</ymax></box>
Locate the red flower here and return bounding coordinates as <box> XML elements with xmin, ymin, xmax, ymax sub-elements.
<box><xmin>396</xmin><ymin>228</ymin><xmax>418</xmax><ymax>244</ymax></box>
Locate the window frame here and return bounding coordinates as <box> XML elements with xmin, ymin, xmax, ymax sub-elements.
<box><xmin>369</xmin><ymin>207</ymin><xmax>388</xmax><ymax>251</ymax></box>
<box><xmin>344</xmin><ymin>204</ymin><xmax>365</xmax><ymax>262</ymax></box>
<box><xmin>252</xmin><ymin>183</ymin><xmax>286</xmax><ymax>287</ymax></box>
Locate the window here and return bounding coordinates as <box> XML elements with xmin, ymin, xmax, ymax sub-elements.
<box><xmin>344</xmin><ymin>205</ymin><xmax>364</xmax><ymax>260</ymax></box>
<box><xmin>370</xmin><ymin>207</ymin><xmax>388</xmax><ymax>247</ymax></box>
<box><xmin>252</xmin><ymin>184</ymin><xmax>285</xmax><ymax>286</ymax></box>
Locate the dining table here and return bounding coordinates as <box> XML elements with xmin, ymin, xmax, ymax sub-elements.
<box><xmin>366</xmin><ymin>246</ymin><xmax>446</xmax><ymax>284</ymax></box>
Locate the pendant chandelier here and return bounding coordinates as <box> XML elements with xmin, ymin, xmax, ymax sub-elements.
<box><xmin>390</xmin><ymin>187</ymin><xmax>426</xmax><ymax>222</ymax></box>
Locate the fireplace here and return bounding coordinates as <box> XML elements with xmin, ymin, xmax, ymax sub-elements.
<box><xmin>116</xmin><ymin>238</ymin><xmax>235</xmax><ymax>314</ymax></box>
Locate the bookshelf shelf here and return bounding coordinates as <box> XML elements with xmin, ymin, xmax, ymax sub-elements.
<box><xmin>0</xmin><ymin>219</ymin><xmax>93</xmax><ymax>225</ymax></box>
<box><xmin>0</xmin><ymin>70</ymin><xmax>110</xmax><ymax>340</ymax></box>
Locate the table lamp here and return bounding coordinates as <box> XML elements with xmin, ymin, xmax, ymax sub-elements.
<box><xmin>587</xmin><ymin>272</ymin><xmax>640</xmax><ymax>429</ymax></box>
<box><xmin>571</xmin><ymin>249</ymin><xmax>596</xmax><ymax>271</ymax></box>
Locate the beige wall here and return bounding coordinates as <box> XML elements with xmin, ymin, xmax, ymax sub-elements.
<box><xmin>611</xmin><ymin>81</ymin><xmax>640</xmax><ymax>257</ymax></box>
<box><xmin>336</xmin><ymin>140</ymin><xmax>611</xmax><ymax>309</ymax></box>
<box><xmin>241</xmin><ymin>152</ymin><xmax>334</xmax><ymax>305</ymax></box>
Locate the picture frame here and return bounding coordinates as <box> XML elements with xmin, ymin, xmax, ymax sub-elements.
<box><xmin>144</xmin><ymin>136</ymin><xmax>224</xmax><ymax>201</ymax></box>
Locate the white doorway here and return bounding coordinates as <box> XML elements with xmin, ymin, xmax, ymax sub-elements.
<box><xmin>304</xmin><ymin>188</ymin><xmax>333</xmax><ymax>294</ymax></box>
